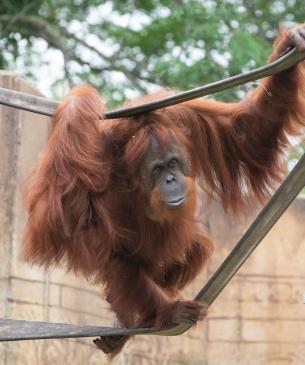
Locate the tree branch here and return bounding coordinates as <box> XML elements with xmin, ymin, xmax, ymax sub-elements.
<box><xmin>0</xmin><ymin>14</ymin><xmax>160</xmax><ymax>91</ymax></box>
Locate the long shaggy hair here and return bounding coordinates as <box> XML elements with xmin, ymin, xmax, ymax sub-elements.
<box><xmin>22</xmin><ymin>25</ymin><xmax>305</xmax><ymax>354</ymax></box>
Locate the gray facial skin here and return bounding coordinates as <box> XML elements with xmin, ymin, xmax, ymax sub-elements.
<box><xmin>140</xmin><ymin>137</ymin><xmax>190</xmax><ymax>207</ymax></box>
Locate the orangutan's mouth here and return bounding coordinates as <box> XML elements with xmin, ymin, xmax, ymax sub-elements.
<box><xmin>165</xmin><ymin>196</ymin><xmax>185</xmax><ymax>207</ymax></box>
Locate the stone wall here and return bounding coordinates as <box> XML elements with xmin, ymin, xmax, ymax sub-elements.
<box><xmin>0</xmin><ymin>73</ymin><xmax>304</xmax><ymax>365</ymax></box>
<box><xmin>204</xmin><ymin>198</ymin><xmax>305</xmax><ymax>365</ymax></box>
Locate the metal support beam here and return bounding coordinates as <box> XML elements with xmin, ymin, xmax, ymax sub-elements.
<box><xmin>0</xmin><ymin>48</ymin><xmax>304</xmax><ymax>119</ymax></box>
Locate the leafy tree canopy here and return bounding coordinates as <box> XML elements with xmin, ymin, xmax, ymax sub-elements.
<box><xmin>0</xmin><ymin>0</ymin><xmax>304</xmax><ymax>105</ymax></box>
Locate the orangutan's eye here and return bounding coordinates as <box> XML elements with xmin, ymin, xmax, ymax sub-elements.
<box><xmin>153</xmin><ymin>165</ymin><xmax>163</xmax><ymax>176</ymax></box>
<box><xmin>152</xmin><ymin>165</ymin><xmax>163</xmax><ymax>180</ymax></box>
<box><xmin>168</xmin><ymin>158</ymin><xmax>178</xmax><ymax>168</ymax></box>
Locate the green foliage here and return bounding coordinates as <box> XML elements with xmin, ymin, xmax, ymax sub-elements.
<box><xmin>0</xmin><ymin>0</ymin><xmax>304</xmax><ymax>106</ymax></box>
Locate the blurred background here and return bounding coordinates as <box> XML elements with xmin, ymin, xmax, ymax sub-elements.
<box><xmin>0</xmin><ymin>0</ymin><xmax>304</xmax><ymax>104</ymax></box>
<box><xmin>0</xmin><ymin>1</ymin><xmax>305</xmax><ymax>364</ymax></box>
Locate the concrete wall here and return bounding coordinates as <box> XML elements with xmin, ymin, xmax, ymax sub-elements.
<box><xmin>0</xmin><ymin>73</ymin><xmax>305</xmax><ymax>364</ymax></box>
<box><xmin>204</xmin><ymin>198</ymin><xmax>305</xmax><ymax>365</ymax></box>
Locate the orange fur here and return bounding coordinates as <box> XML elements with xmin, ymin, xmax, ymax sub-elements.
<box><xmin>22</xmin><ymin>26</ymin><xmax>305</xmax><ymax>356</ymax></box>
